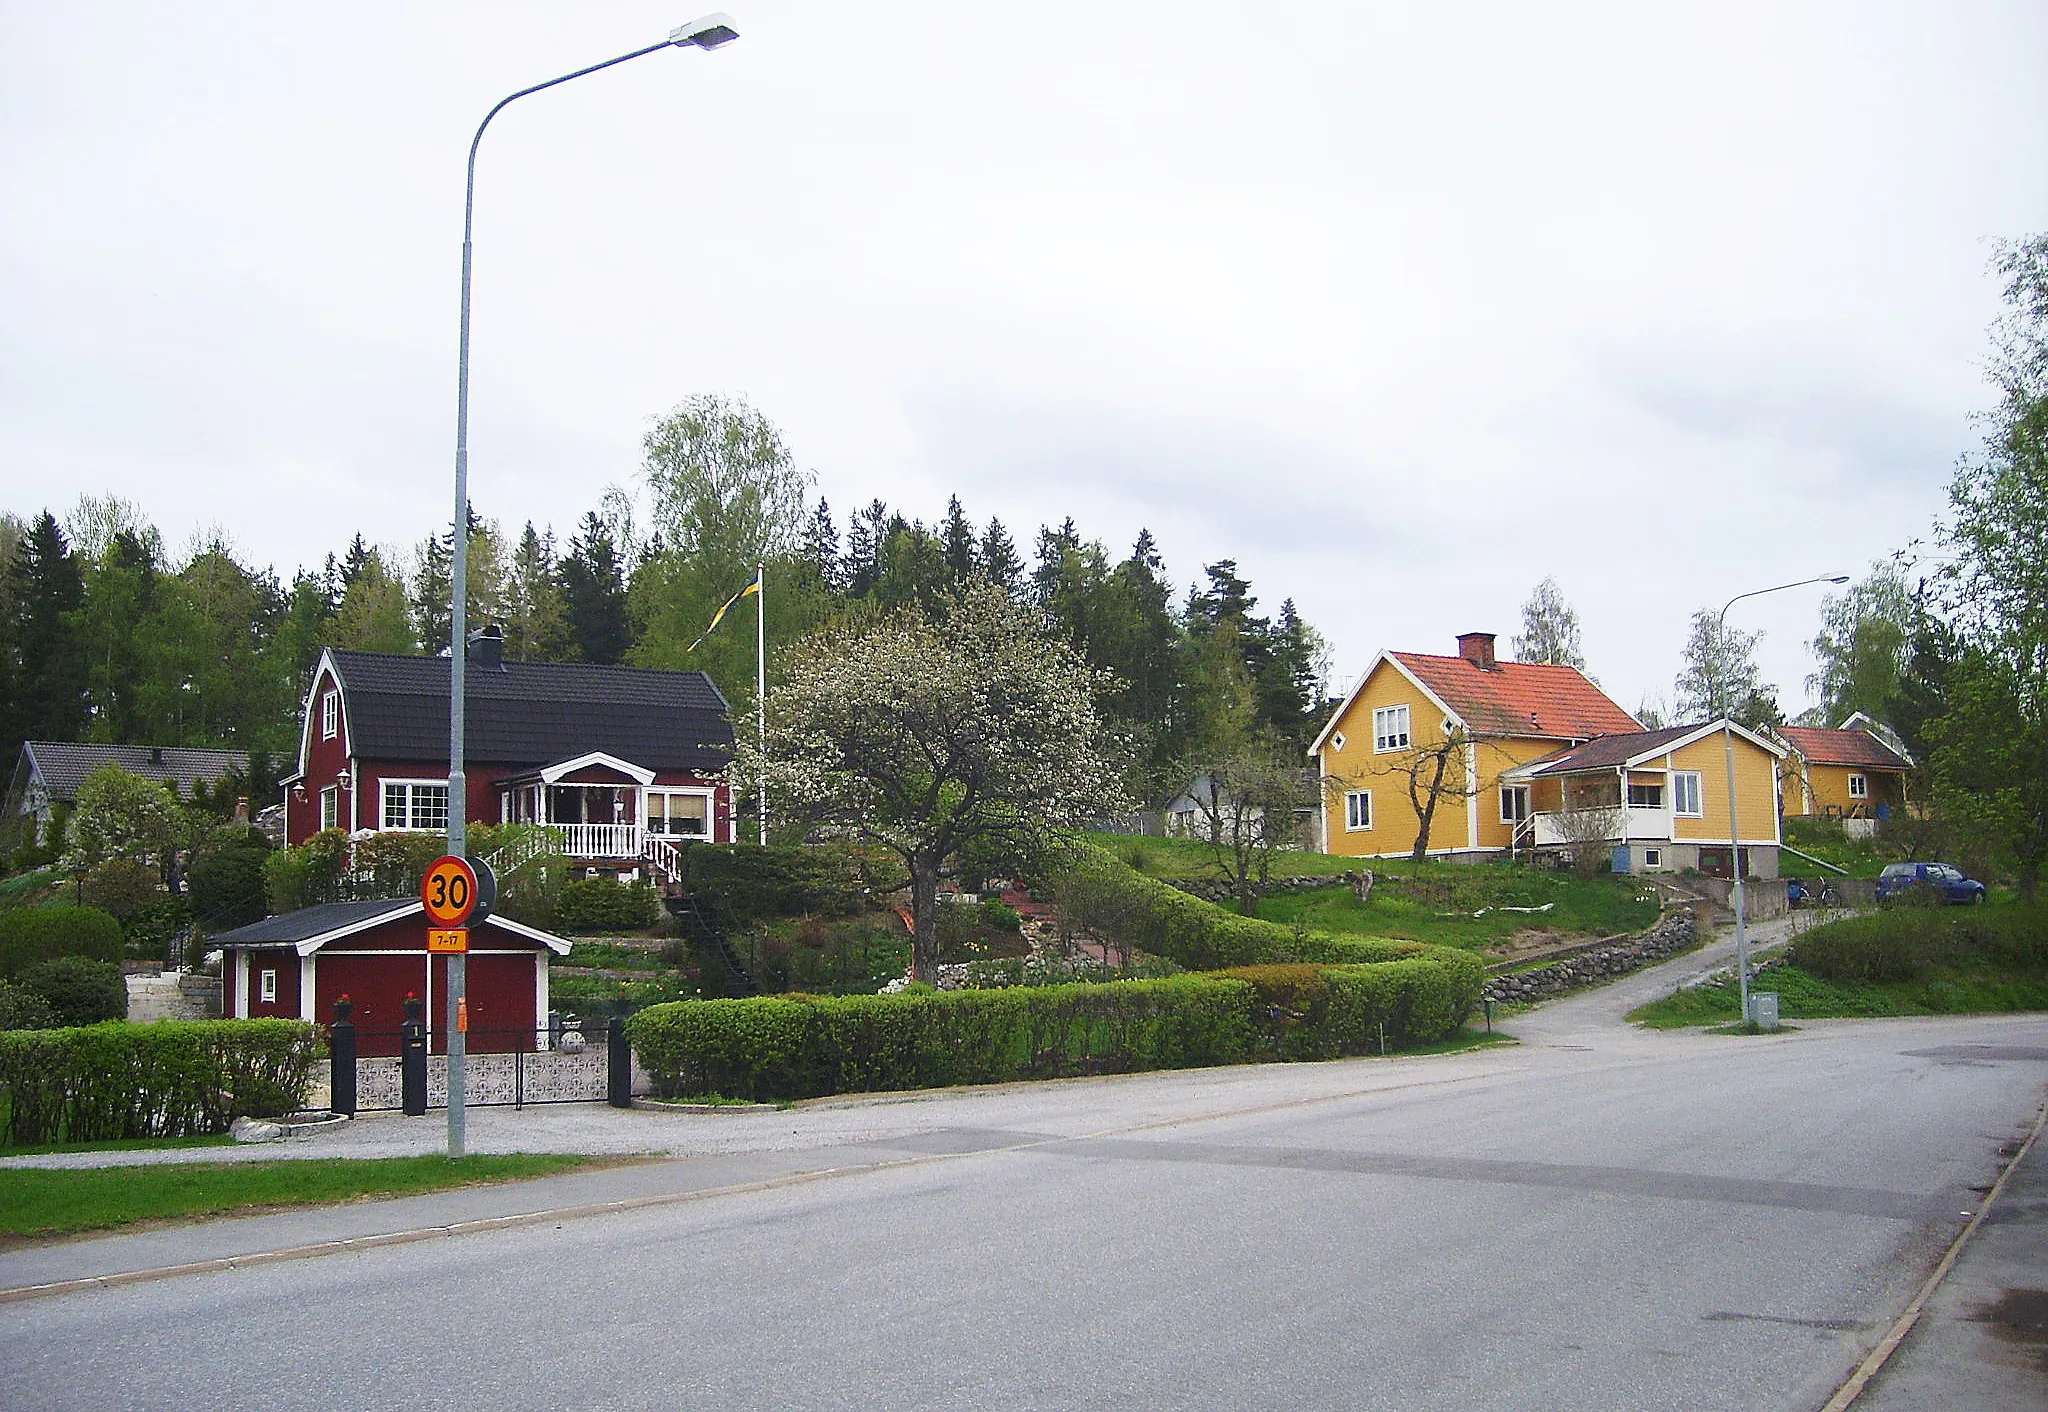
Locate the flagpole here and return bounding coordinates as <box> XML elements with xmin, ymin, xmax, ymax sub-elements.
<box><xmin>756</xmin><ymin>561</ymin><xmax>767</xmax><ymax>845</ymax></box>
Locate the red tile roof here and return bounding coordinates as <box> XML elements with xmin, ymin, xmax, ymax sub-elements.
<box><xmin>1775</xmin><ymin>726</ymin><xmax>1911</xmax><ymax>771</ymax></box>
<box><xmin>1388</xmin><ymin>652</ymin><xmax>1642</xmax><ymax>741</ymax></box>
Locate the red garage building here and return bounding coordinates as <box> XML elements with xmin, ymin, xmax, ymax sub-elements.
<box><xmin>213</xmin><ymin>899</ymin><xmax>571</xmax><ymax>1055</ymax></box>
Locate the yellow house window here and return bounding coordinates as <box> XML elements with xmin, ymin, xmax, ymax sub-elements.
<box><xmin>1345</xmin><ymin>791</ymin><xmax>1373</xmax><ymax>831</ymax></box>
<box><xmin>1372</xmin><ymin>705</ymin><xmax>1410</xmax><ymax>752</ymax></box>
<box><xmin>1848</xmin><ymin>774</ymin><xmax>1868</xmax><ymax>799</ymax></box>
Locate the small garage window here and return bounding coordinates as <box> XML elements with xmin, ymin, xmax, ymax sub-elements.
<box><xmin>260</xmin><ymin>969</ymin><xmax>278</xmax><ymax>1003</ymax></box>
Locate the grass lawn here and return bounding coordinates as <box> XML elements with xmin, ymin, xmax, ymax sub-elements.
<box><xmin>1255</xmin><ymin>878</ymin><xmax>1659</xmax><ymax>952</ymax></box>
<box><xmin>1085</xmin><ymin>831</ymin><xmax>1661</xmax><ymax>951</ymax></box>
<box><xmin>1628</xmin><ymin>963</ymin><xmax>2048</xmax><ymax>1028</ymax></box>
<box><xmin>1779</xmin><ymin>820</ymin><xmax>1905</xmax><ymax>878</ymax></box>
<box><xmin>0</xmin><ymin>1153</ymin><xmax>605</xmax><ymax>1242</ymax></box>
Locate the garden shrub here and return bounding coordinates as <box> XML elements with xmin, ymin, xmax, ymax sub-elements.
<box><xmin>187</xmin><ymin>845</ymin><xmax>270</xmax><ymax>932</ymax></box>
<box><xmin>17</xmin><ymin>956</ymin><xmax>128</xmax><ymax>1026</ymax></box>
<box><xmin>78</xmin><ymin>857</ymin><xmax>164</xmax><ymax>917</ymax></box>
<box><xmin>0</xmin><ymin>978</ymin><xmax>57</xmax><ymax>1031</ymax></box>
<box><xmin>627</xmin><ymin>975</ymin><xmax>1261</xmax><ymax>1102</ymax></box>
<box><xmin>0</xmin><ymin>904</ymin><xmax>123</xmax><ymax>978</ymax></box>
<box><xmin>0</xmin><ymin>1019</ymin><xmax>324</xmax><ymax>1144</ymax></box>
<box><xmin>1792</xmin><ymin>910</ymin><xmax>1950</xmax><ymax>984</ymax></box>
<box><xmin>123</xmin><ymin>895</ymin><xmax>195</xmax><ymax>961</ymax></box>
<box><xmin>681</xmin><ymin>843</ymin><xmax>863</xmax><ymax>925</ymax></box>
<box><xmin>978</xmin><ymin>898</ymin><xmax>1023</xmax><ymax>932</ymax></box>
<box><xmin>263</xmin><ymin>828</ymin><xmax>349</xmax><ymax>913</ymax></box>
<box><xmin>554</xmin><ymin>878</ymin><xmax>663</xmax><ymax>933</ymax></box>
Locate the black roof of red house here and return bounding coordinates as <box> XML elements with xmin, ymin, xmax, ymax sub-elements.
<box><xmin>325</xmin><ymin>650</ymin><xmax>735</xmax><ymax>772</ymax></box>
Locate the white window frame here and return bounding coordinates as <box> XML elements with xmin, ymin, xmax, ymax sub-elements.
<box><xmin>259</xmin><ymin>968</ymin><xmax>278</xmax><ymax>1004</ymax></box>
<box><xmin>321</xmin><ymin>688</ymin><xmax>339</xmax><ymax>741</ymax></box>
<box><xmin>319</xmin><ymin>785</ymin><xmax>339</xmax><ymax>831</ymax></box>
<box><xmin>1372</xmin><ymin>704</ymin><xmax>1411</xmax><ymax>753</ymax></box>
<box><xmin>1499</xmin><ymin>785</ymin><xmax>1529</xmax><ymax>824</ymax></box>
<box><xmin>1344</xmin><ymin>790</ymin><xmax>1373</xmax><ymax>832</ymax></box>
<box><xmin>1673</xmin><ymin>771</ymin><xmax>1704</xmax><ymax>818</ymax></box>
<box><xmin>1847</xmin><ymin>773</ymin><xmax>1868</xmax><ymax>799</ymax></box>
<box><xmin>1643</xmin><ymin>848</ymin><xmax>1662</xmax><ymax>869</ymax></box>
<box><xmin>1627</xmin><ymin>782</ymin><xmax>1664</xmax><ymax>809</ymax></box>
<box><xmin>381</xmin><ymin>779</ymin><xmax>451</xmax><ymax>833</ymax></box>
<box><xmin>644</xmin><ymin>787</ymin><xmax>714</xmax><ymax>839</ymax></box>
<box><xmin>1330</xmin><ymin>731</ymin><xmax>1347</xmax><ymax>753</ymax></box>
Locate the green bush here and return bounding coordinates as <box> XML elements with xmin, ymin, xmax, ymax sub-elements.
<box><xmin>0</xmin><ymin>905</ymin><xmax>123</xmax><ymax>979</ymax></box>
<box><xmin>627</xmin><ymin>975</ymin><xmax>1261</xmax><ymax>1102</ymax></box>
<box><xmin>1791</xmin><ymin>902</ymin><xmax>2048</xmax><ymax>984</ymax></box>
<box><xmin>978</xmin><ymin>898</ymin><xmax>1023</xmax><ymax>932</ymax></box>
<box><xmin>123</xmin><ymin>895</ymin><xmax>195</xmax><ymax>961</ymax></box>
<box><xmin>554</xmin><ymin>878</ymin><xmax>664</xmax><ymax>934</ymax></box>
<box><xmin>188</xmin><ymin>846</ymin><xmax>271</xmax><ymax>932</ymax></box>
<box><xmin>0</xmin><ymin>978</ymin><xmax>57</xmax><ymax>1031</ymax></box>
<box><xmin>681</xmin><ymin>844</ymin><xmax>863</xmax><ymax>925</ymax></box>
<box><xmin>263</xmin><ymin>829</ymin><xmax>349</xmax><ymax>913</ymax></box>
<box><xmin>17</xmin><ymin>956</ymin><xmax>128</xmax><ymax>1026</ymax></box>
<box><xmin>78</xmin><ymin>857</ymin><xmax>165</xmax><ymax>917</ymax></box>
<box><xmin>0</xmin><ymin>1019</ymin><xmax>323</xmax><ymax>1144</ymax></box>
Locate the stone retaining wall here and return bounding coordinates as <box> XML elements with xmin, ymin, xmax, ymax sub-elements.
<box><xmin>1481</xmin><ymin>910</ymin><xmax>1698</xmax><ymax>1005</ymax></box>
<box><xmin>1161</xmin><ymin>875</ymin><xmax>1348</xmax><ymax>906</ymax></box>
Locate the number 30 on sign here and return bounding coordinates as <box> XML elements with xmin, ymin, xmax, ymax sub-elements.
<box><xmin>423</xmin><ymin>855</ymin><xmax>479</xmax><ymax>926</ymax></box>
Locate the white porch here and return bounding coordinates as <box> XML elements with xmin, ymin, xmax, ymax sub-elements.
<box><xmin>1528</xmin><ymin>805</ymin><xmax>1674</xmax><ymax>847</ymax></box>
<box><xmin>496</xmin><ymin>752</ymin><xmax>715</xmax><ymax>859</ymax></box>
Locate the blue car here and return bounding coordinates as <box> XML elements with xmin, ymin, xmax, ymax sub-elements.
<box><xmin>1876</xmin><ymin>861</ymin><xmax>1988</xmax><ymax>906</ymax></box>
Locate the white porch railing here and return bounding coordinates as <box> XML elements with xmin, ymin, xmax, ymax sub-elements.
<box><xmin>1530</xmin><ymin>807</ymin><xmax>1674</xmax><ymax>848</ymax></box>
<box><xmin>554</xmin><ymin>823</ymin><xmax>643</xmax><ymax>859</ymax></box>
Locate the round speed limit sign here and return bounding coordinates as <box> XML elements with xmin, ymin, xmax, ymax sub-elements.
<box><xmin>422</xmin><ymin>855</ymin><xmax>479</xmax><ymax>926</ymax></box>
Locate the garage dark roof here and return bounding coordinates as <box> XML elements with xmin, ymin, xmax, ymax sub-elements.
<box><xmin>19</xmin><ymin>741</ymin><xmax>249</xmax><ymax>801</ymax></box>
<box><xmin>208</xmin><ymin>898</ymin><xmax>415</xmax><ymax>949</ymax></box>
<box><xmin>329</xmin><ymin>651</ymin><xmax>735</xmax><ymax>772</ymax></box>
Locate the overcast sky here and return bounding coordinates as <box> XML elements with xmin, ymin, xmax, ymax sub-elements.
<box><xmin>5</xmin><ymin>1</ymin><xmax>2045</xmax><ymax>721</ymax></box>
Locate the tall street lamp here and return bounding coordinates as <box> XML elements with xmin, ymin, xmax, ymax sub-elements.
<box><xmin>444</xmin><ymin>14</ymin><xmax>740</xmax><ymax>1157</ymax></box>
<box><xmin>1717</xmin><ymin>573</ymin><xmax>1848</xmax><ymax>1028</ymax></box>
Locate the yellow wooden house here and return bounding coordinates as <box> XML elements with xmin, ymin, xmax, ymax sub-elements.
<box><xmin>1773</xmin><ymin>715</ymin><xmax>1913</xmax><ymax>826</ymax></box>
<box><xmin>1499</xmin><ymin>721</ymin><xmax>1790</xmax><ymax>877</ymax></box>
<box><xmin>1307</xmin><ymin>632</ymin><xmax>1643</xmax><ymax>860</ymax></box>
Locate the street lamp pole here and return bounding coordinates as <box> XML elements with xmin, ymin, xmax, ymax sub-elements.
<box><xmin>1716</xmin><ymin>573</ymin><xmax>1848</xmax><ymax>1028</ymax></box>
<box><xmin>445</xmin><ymin>15</ymin><xmax>739</xmax><ymax>1157</ymax></box>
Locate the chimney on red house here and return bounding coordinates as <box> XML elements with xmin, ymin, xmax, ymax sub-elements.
<box><xmin>1457</xmin><ymin>632</ymin><xmax>1498</xmax><ymax>671</ymax></box>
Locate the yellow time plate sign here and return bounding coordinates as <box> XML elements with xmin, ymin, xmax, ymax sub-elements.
<box><xmin>427</xmin><ymin>927</ymin><xmax>469</xmax><ymax>954</ymax></box>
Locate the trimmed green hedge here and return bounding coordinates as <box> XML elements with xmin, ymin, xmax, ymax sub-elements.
<box><xmin>680</xmin><ymin>843</ymin><xmax>862</xmax><ymax>924</ymax></box>
<box><xmin>0</xmin><ymin>905</ymin><xmax>123</xmax><ymax>979</ymax></box>
<box><xmin>627</xmin><ymin>976</ymin><xmax>1261</xmax><ymax>1101</ymax></box>
<box><xmin>554</xmin><ymin>878</ymin><xmax>664</xmax><ymax>934</ymax></box>
<box><xmin>0</xmin><ymin>1020</ymin><xmax>324</xmax><ymax>1145</ymax></box>
<box><xmin>1790</xmin><ymin>902</ymin><xmax>2048</xmax><ymax>984</ymax></box>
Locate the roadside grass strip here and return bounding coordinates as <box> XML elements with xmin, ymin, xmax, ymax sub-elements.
<box><xmin>0</xmin><ymin>1154</ymin><xmax>601</xmax><ymax>1241</ymax></box>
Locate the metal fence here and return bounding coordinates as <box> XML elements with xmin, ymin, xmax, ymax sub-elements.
<box><xmin>339</xmin><ymin>1015</ymin><xmax>647</xmax><ymax>1112</ymax></box>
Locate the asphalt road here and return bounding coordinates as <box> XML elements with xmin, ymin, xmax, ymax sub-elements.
<box><xmin>3</xmin><ymin>937</ymin><xmax>2044</xmax><ymax>1411</ymax></box>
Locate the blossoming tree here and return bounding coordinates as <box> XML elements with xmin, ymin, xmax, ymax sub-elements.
<box><xmin>737</xmin><ymin>580</ymin><xmax>1128</xmax><ymax>981</ymax></box>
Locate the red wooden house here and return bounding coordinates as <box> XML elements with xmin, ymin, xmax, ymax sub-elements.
<box><xmin>212</xmin><ymin>898</ymin><xmax>571</xmax><ymax>1055</ymax></box>
<box><xmin>280</xmin><ymin>629</ymin><xmax>737</xmax><ymax>883</ymax></box>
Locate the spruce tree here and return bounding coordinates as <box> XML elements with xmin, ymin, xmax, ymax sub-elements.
<box><xmin>558</xmin><ymin>512</ymin><xmax>632</xmax><ymax>665</ymax></box>
<box><xmin>10</xmin><ymin>512</ymin><xmax>87</xmax><ymax>742</ymax></box>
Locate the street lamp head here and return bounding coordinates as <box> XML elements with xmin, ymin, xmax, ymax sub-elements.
<box><xmin>671</xmin><ymin>13</ymin><xmax>740</xmax><ymax>49</ymax></box>
<box><xmin>1827</xmin><ymin>575</ymin><xmax>1850</xmax><ymax>584</ymax></box>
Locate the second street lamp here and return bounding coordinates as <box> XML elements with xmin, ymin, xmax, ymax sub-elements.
<box><xmin>1716</xmin><ymin>573</ymin><xmax>1849</xmax><ymax>1029</ymax></box>
<box><xmin>443</xmin><ymin>14</ymin><xmax>739</xmax><ymax>1157</ymax></box>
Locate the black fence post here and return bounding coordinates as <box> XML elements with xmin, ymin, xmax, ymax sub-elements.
<box><xmin>607</xmin><ymin>994</ymin><xmax>632</xmax><ymax>1109</ymax></box>
<box><xmin>401</xmin><ymin>994</ymin><xmax>428</xmax><ymax>1117</ymax></box>
<box><xmin>330</xmin><ymin>997</ymin><xmax>358</xmax><ymax>1117</ymax></box>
